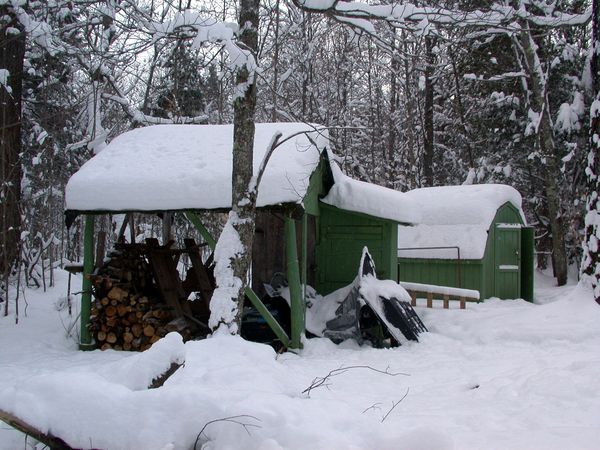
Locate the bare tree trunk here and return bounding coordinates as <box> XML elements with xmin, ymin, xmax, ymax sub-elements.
<box><xmin>403</xmin><ymin>34</ymin><xmax>417</xmax><ymax>188</ymax></box>
<box><xmin>422</xmin><ymin>36</ymin><xmax>435</xmax><ymax>187</ymax></box>
<box><xmin>209</xmin><ymin>0</ymin><xmax>260</xmax><ymax>333</ymax></box>
<box><xmin>582</xmin><ymin>0</ymin><xmax>600</xmax><ymax>303</ymax></box>
<box><xmin>271</xmin><ymin>0</ymin><xmax>280</xmax><ymax>122</ymax></box>
<box><xmin>0</xmin><ymin>5</ymin><xmax>25</xmax><ymax>277</ymax></box>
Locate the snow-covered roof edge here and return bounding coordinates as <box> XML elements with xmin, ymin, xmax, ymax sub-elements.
<box><xmin>320</xmin><ymin>150</ymin><xmax>421</xmax><ymax>225</ymax></box>
<box><xmin>65</xmin><ymin>123</ymin><xmax>328</xmax><ymax>213</ymax></box>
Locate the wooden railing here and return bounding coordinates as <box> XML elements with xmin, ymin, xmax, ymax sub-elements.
<box><xmin>399</xmin><ymin>281</ymin><xmax>480</xmax><ymax>310</ymax></box>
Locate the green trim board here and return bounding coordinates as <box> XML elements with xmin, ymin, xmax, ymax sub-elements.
<box><xmin>79</xmin><ymin>215</ymin><xmax>95</xmax><ymax>350</ymax></box>
<box><xmin>285</xmin><ymin>215</ymin><xmax>304</xmax><ymax>349</ymax></box>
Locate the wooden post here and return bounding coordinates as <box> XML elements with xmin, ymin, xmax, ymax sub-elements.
<box><xmin>285</xmin><ymin>215</ymin><xmax>304</xmax><ymax>350</ymax></box>
<box><xmin>80</xmin><ymin>215</ymin><xmax>95</xmax><ymax>350</ymax></box>
<box><xmin>426</xmin><ymin>292</ymin><xmax>433</xmax><ymax>308</ymax></box>
<box><xmin>459</xmin><ymin>296</ymin><xmax>466</xmax><ymax>309</ymax></box>
<box><xmin>410</xmin><ymin>291</ymin><xmax>417</xmax><ymax>306</ymax></box>
<box><xmin>443</xmin><ymin>294</ymin><xmax>449</xmax><ymax>309</ymax></box>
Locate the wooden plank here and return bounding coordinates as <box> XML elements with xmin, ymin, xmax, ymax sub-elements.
<box><xmin>146</xmin><ymin>238</ymin><xmax>192</xmax><ymax>319</ymax></box>
<box><xmin>184</xmin><ymin>238</ymin><xmax>215</xmax><ymax>307</ymax></box>
<box><xmin>443</xmin><ymin>294</ymin><xmax>449</xmax><ymax>309</ymax></box>
<box><xmin>427</xmin><ymin>292</ymin><xmax>433</xmax><ymax>308</ymax></box>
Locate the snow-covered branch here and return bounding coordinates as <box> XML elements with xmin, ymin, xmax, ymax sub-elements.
<box><xmin>291</xmin><ymin>0</ymin><xmax>591</xmax><ymax>35</ymax></box>
<box><xmin>145</xmin><ymin>9</ymin><xmax>258</xmax><ymax>99</ymax></box>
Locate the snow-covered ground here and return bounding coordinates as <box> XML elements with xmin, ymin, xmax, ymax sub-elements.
<box><xmin>1</xmin><ymin>269</ymin><xmax>599</xmax><ymax>450</ymax></box>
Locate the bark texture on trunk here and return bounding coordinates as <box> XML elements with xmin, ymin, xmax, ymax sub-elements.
<box><xmin>210</xmin><ymin>0</ymin><xmax>260</xmax><ymax>332</ymax></box>
<box><xmin>0</xmin><ymin>6</ymin><xmax>25</xmax><ymax>276</ymax></box>
<box><xmin>582</xmin><ymin>0</ymin><xmax>600</xmax><ymax>304</ymax></box>
<box><xmin>423</xmin><ymin>36</ymin><xmax>435</xmax><ymax>187</ymax></box>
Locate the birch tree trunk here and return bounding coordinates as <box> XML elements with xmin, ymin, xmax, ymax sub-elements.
<box><xmin>0</xmin><ymin>5</ymin><xmax>25</xmax><ymax>277</ymax></box>
<box><xmin>582</xmin><ymin>0</ymin><xmax>600</xmax><ymax>304</ymax></box>
<box><xmin>209</xmin><ymin>0</ymin><xmax>260</xmax><ymax>333</ymax></box>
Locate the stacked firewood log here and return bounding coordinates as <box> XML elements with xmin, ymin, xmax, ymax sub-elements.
<box><xmin>89</xmin><ymin>244</ymin><xmax>196</xmax><ymax>351</ymax></box>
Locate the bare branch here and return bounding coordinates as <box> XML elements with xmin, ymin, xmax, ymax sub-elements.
<box><xmin>302</xmin><ymin>365</ymin><xmax>409</xmax><ymax>397</ymax></box>
<box><xmin>381</xmin><ymin>388</ymin><xmax>410</xmax><ymax>422</ymax></box>
<box><xmin>193</xmin><ymin>415</ymin><xmax>262</xmax><ymax>450</ymax></box>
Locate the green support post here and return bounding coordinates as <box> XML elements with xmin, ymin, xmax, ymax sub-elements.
<box><xmin>80</xmin><ymin>215</ymin><xmax>95</xmax><ymax>350</ymax></box>
<box><xmin>285</xmin><ymin>215</ymin><xmax>304</xmax><ymax>350</ymax></box>
<box><xmin>185</xmin><ymin>211</ymin><xmax>217</xmax><ymax>250</ymax></box>
<box><xmin>302</xmin><ymin>213</ymin><xmax>308</xmax><ymax>305</ymax></box>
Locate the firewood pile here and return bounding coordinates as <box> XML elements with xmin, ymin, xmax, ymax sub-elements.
<box><xmin>89</xmin><ymin>240</ymin><xmax>213</xmax><ymax>351</ymax></box>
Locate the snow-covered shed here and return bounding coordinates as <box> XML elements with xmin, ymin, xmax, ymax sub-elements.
<box><xmin>396</xmin><ymin>185</ymin><xmax>534</xmax><ymax>301</ymax></box>
<box><xmin>65</xmin><ymin>122</ymin><xmax>419</xmax><ymax>350</ymax></box>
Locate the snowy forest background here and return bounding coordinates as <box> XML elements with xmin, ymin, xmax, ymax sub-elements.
<box><xmin>1</xmin><ymin>0</ymin><xmax>599</xmax><ymax>304</ymax></box>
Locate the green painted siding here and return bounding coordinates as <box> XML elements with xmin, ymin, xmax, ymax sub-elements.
<box><xmin>316</xmin><ymin>204</ymin><xmax>396</xmax><ymax>295</ymax></box>
<box><xmin>397</xmin><ymin>258</ymin><xmax>484</xmax><ymax>292</ymax></box>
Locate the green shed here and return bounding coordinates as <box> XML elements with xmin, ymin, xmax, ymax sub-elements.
<box><xmin>304</xmin><ymin>153</ymin><xmax>419</xmax><ymax>295</ymax></box>
<box><xmin>396</xmin><ymin>185</ymin><xmax>534</xmax><ymax>301</ymax></box>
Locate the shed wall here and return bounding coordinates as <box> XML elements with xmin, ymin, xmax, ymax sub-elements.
<box><xmin>315</xmin><ymin>204</ymin><xmax>397</xmax><ymax>295</ymax></box>
<box><xmin>397</xmin><ymin>258</ymin><xmax>484</xmax><ymax>292</ymax></box>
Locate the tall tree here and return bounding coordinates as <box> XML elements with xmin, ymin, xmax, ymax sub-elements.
<box><xmin>0</xmin><ymin>3</ymin><xmax>25</xmax><ymax>279</ymax></box>
<box><xmin>582</xmin><ymin>0</ymin><xmax>600</xmax><ymax>304</ymax></box>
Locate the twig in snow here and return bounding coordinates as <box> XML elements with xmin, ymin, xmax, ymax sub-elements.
<box><xmin>302</xmin><ymin>365</ymin><xmax>409</xmax><ymax>397</ymax></box>
<box><xmin>361</xmin><ymin>402</ymin><xmax>382</xmax><ymax>414</ymax></box>
<box><xmin>381</xmin><ymin>388</ymin><xmax>410</xmax><ymax>423</ymax></box>
<box><xmin>193</xmin><ymin>415</ymin><xmax>261</xmax><ymax>450</ymax></box>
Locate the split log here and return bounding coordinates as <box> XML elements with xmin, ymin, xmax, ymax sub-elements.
<box><xmin>148</xmin><ymin>362</ymin><xmax>184</xmax><ymax>389</ymax></box>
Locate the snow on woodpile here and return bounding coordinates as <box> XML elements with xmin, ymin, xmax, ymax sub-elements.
<box><xmin>65</xmin><ymin>123</ymin><xmax>327</xmax><ymax>212</ymax></box>
<box><xmin>321</xmin><ymin>160</ymin><xmax>420</xmax><ymax>224</ymax></box>
<box><xmin>397</xmin><ymin>184</ymin><xmax>525</xmax><ymax>259</ymax></box>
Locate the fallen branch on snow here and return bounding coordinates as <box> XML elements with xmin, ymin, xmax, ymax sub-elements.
<box><xmin>302</xmin><ymin>365</ymin><xmax>409</xmax><ymax>397</ymax></box>
<box><xmin>0</xmin><ymin>409</ymin><xmax>73</xmax><ymax>450</ymax></box>
<box><xmin>193</xmin><ymin>415</ymin><xmax>261</xmax><ymax>449</ymax></box>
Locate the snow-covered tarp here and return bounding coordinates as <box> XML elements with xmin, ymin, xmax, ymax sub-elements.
<box><xmin>397</xmin><ymin>184</ymin><xmax>525</xmax><ymax>259</ymax></box>
<box><xmin>65</xmin><ymin>123</ymin><xmax>328</xmax><ymax>212</ymax></box>
<box><xmin>321</xmin><ymin>158</ymin><xmax>420</xmax><ymax>224</ymax></box>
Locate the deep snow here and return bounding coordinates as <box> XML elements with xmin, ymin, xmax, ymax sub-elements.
<box><xmin>1</xmin><ymin>270</ymin><xmax>599</xmax><ymax>449</ymax></box>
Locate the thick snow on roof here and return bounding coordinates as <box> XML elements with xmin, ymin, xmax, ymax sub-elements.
<box><xmin>397</xmin><ymin>184</ymin><xmax>525</xmax><ymax>260</ymax></box>
<box><xmin>320</xmin><ymin>161</ymin><xmax>420</xmax><ymax>224</ymax></box>
<box><xmin>65</xmin><ymin>123</ymin><xmax>327</xmax><ymax>212</ymax></box>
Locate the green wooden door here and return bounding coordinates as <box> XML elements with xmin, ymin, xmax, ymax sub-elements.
<box><xmin>318</xmin><ymin>225</ymin><xmax>384</xmax><ymax>293</ymax></box>
<box><xmin>494</xmin><ymin>224</ymin><xmax>521</xmax><ymax>299</ymax></box>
